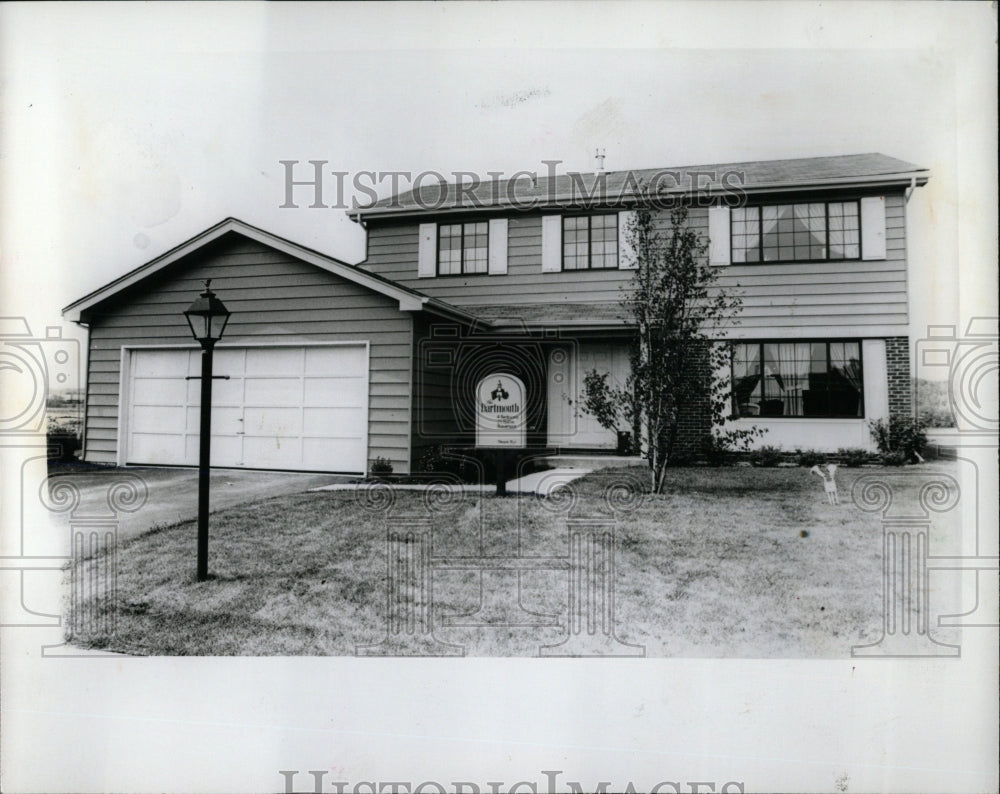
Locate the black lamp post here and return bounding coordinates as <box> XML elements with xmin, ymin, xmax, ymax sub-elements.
<box><xmin>183</xmin><ymin>279</ymin><xmax>231</xmax><ymax>582</ymax></box>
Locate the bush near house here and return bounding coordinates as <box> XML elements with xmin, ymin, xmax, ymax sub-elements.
<box><xmin>794</xmin><ymin>449</ymin><xmax>826</xmax><ymax>468</ymax></box>
<box><xmin>46</xmin><ymin>396</ymin><xmax>83</xmax><ymax>464</ymax></box>
<box><xmin>414</xmin><ymin>445</ymin><xmax>554</xmax><ymax>485</ymax></box>
<box><xmin>837</xmin><ymin>447</ymin><xmax>874</xmax><ymax>468</ymax></box>
<box><xmin>869</xmin><ymin>415</ymin><xmax>928</xmax><ymax>463</ymax></box>
<box><xmin>46</xmin><ymin>419</ymin><xmax>82</xmax><ymax>462</ymax></box>
<box><xmin>749</xmin><ymin>445</ymin><xmax>783</xmax><ymax>468</ymax></box>
<box><xmin>369</xmin><ymin>457</ymin><xmax>394</xmax><ymax>476</ymax></box>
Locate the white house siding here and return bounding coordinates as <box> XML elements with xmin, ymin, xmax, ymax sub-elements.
<box><xmin>81</xmin><ymin>235</ymin><xmax>414</xmax><ymax>473</ymax></box>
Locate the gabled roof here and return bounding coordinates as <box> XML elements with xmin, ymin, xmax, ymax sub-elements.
<box><xmin>62</xmin><ymin>217</ymin><xmax>481</xmax><ymax>325</ymax></box>
<box><xmin>350</xmin><ymin>153</ymin><xmax>930</xmax><ymax>221</ymax></box>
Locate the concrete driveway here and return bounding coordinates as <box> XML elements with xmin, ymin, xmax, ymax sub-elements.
<box><xmin>47</xmin><ymin>467</ymin><xmax>352</xmax><ymax>541</ymax></box>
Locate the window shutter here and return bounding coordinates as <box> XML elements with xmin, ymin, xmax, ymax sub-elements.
<box><xmin>541</xmin><ymin>215</ymin><xmax>562</xmax><ymax>272</ymax></box>
<box><xmin>708</xmin><ymin>206</ymin><xmax>731</xmax><ymax>266</ymax></box>
<box><xmin>417</xmin><ymin>223</ymin><xmax>437</xmax><ymax>278</ymax></box>
<box><xmin>618</xmin><ymin>211</ymin><xmax>637</xmax><ymax>269</ymax></box>
<box><xmin>488</xmin><ymin>218</ymin><xmax>508</xmax><ymax>275</ymax></box>
<box><xmin>861</xmin><ymin>196</ymin><xmax>886</xmax><ymax>260</ymax></box>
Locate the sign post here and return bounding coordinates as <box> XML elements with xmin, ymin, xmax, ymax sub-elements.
<box><xmin>474</xmin><ymin>373</ymin><xmax>526</xmax><ymax>496</ymax></box>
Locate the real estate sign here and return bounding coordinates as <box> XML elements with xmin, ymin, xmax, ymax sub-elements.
<box><xmin>475</xmin><ymin>373</ymin><xmax>526</xmax><ymax>448</ymax></box>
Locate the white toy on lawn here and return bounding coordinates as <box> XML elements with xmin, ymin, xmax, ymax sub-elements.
<box><xmin>810</xmin><ymin>463</ymin><xmax>840</xmax><ymax>505</ymax></box>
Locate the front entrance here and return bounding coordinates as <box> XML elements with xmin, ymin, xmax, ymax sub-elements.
<box><xmin>546</xmin><ymin>341</ymin><xmax>630</xmax><ymax>448</ymax></box>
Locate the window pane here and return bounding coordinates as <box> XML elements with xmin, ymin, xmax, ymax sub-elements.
<box><xmin>739</xmin><ymin>201</ymin><xmax>863</xmax><ymax>262</ymax></box>
<box><xmin>462</xmin><ymin>221</ymin><xmax>487</xmax><ymax>274</ymax></box>
<box><xmin>759</xmin><ymin>342</ymin><xmax>812</xmax><ymax>416</ymax></box>
<box><xmin>732</xmin><ymin>207</ymin><xmax>759</xmax><ymax>262</ymax></box>
<box><xmin>810</xmin><ymin>343</ymin><xmax>827</xmax><ymax>373</ymax></box>
<box><xmin>439</xmin><ymin>248</ymin><xmax>461</xmax><ymax>275</ymax></box>
<box><xmin>732</xmin><ymin>344</ymin><xmax>762</xmax><ymax>416</ymax></box>
<box><xmin>829</xmin><ymin>341</ymin><xmax>863</xmax><ymax>416</ymax></box>
<box><xmin>734</xmin><ymin>341</ymin><xmax>864</xmax><ymax>417</ymax></box>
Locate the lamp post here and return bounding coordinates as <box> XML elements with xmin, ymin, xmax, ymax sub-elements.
<box><xmin>183</xmin><ymin>280</ymin><xmax>231</xmax><ymax>582</ymax></box>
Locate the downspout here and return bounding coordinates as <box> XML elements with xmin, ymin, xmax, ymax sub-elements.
<box><xmin>71</xmin><ymin>318</ymin><xmax>91</xmax><ymax>462</ymax></box>
<box><xmin>904</xmin><ymin>176</ymin><xmax>916</xmax><ymax>204</ymax></box>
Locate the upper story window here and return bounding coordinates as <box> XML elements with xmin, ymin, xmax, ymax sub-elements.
<box><xmin>732</xmin><ymin>340</ymin><xmax>863</xmax><ymax>418</ymax></box>
<box><xmin>562</xmin><ymin>214</ymin><xmax>618</xmax><ymax>270</ymax></box>
<box><xmin>732</xmin><ymin>201</ymin><xmax>860</xmax><ymax>263</ymax></box>
<box><xmin>438</xmin><ymin>221</ymin><xmax>488</xmax><ymax>275</ymax></box>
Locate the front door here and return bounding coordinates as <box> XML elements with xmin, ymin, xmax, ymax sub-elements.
<box><xmin>546</xmin><ymin>341</ymin><xmax>630</xmax><ymax>449</ymax></box>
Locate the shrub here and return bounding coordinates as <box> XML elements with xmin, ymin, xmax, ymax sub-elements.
<box><xmin>416</xmin><ymin>445</ymin><xmax>487</xmax><ymax>483</ymax></box>
<box><xmin>749</xmin><ymin>445</ymin><xmax>783</xmax><ymax>468</ymax></box>
<box><xmin>417</xmin><ymin>445</ymin><xmax>452</xmax><ymax>474</ymax></box>
<box><xmin>881</xmin><ymin>451</ymin><xmax>909</xmax><ymax>467</ymax></box>
<box><xmin>868</xmin><ymin>416</ymin><xmax>928</xmax><ymax>462</ymax></box>
<box><xmin>837</xmin><ymin>447</ymin><xmax>871</xmax><ymax>468</ymax></box>
<box><xmin>918</xmin><ymin>407</ymin><xmax>955</xmax><ymax>429</ymax></box>
<box><xmin>47</xmin><ymin>422</ymin><xmax>81</xmax><ymax>462</ymax></box>
<box><xmin>369</xmin><ymin>456</ymin><xmax>394</xmax><ymax>476</ymax></box>
<box><xmin>795</xmin><ymin>449</ymin><xmax>825</xmax><ymax>468</ymax></box>
<box><xmin>701</xmin><ymin>435</ymin><xmax>733</xmax><ymax>467</ymax></box>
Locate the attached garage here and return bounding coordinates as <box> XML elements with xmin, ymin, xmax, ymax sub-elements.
<box><xmin>124</xmin><ymin>344</ymin><xmax>368</xmax><ymax>473</ymax></box>
<box><xmin>64</xmin><ymin>218</ymin><xmax>479</xmax><ymax>475</ymax></box>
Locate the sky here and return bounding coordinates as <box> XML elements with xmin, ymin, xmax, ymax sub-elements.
<box><xmin>1</xmin><ymin>3</ymin><xmax>996</xmax><ymax>367</ymax></box>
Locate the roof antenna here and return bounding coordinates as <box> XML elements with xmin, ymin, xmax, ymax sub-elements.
<box><xmin>594</xmin><ymin>147</ymin><xmax>606</xmax><ymax>175</ymax></box>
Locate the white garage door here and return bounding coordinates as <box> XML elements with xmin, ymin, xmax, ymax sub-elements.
<box><xmin>125</xmin><ymin>345</ymin><xmax>368</xmax><ymax>473</ymax></box>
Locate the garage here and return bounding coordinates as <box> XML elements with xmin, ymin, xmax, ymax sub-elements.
<box><xmin>124</xmin><ymin>344</ymin><xmax>369</xmax><ymax>473</ymax></box>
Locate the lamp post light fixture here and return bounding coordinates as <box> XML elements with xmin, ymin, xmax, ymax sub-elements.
<box><xmin>183</xmin><ymin>279</ymin><xmax>231</xmax><ymax>582</ymax></box>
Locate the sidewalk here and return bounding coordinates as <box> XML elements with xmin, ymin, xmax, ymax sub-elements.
<box><xmin>310</xmin><ymin>468</ymin><xmax>593</xmax><ymax>496</ymax></box>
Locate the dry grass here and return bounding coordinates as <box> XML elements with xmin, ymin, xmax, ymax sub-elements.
<box><xmin>67</xmin><ymin>463</ymin><xmax>961</xmax><ymax>657</ymax></box>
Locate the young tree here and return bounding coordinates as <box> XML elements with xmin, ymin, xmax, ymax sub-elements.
<box><xmin>582</xmin><ymin>203</ymin><xmax>756</xmax><ymax>493</ymax></box>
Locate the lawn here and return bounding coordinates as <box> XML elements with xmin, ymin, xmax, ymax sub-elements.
<box><xmin>65</xmin><ymin>462</ymin><xmax>962</xmax><ymax>657</ymax></box>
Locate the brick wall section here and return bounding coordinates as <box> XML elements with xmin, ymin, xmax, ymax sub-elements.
<box><xmin>672</xmin><ymin>341</ymin><xmax>714</xmax><ymax>459</ymax></box>
<box><xmin>885</xmin><ymin>336</ymin><xmax>912</xmax><ymax>420</ymax></box>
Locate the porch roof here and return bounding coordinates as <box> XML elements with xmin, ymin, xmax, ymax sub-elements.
<box><xmin>470</xmin><ymin>302</ymin><xmax>628</xmax><ymax>329</ymax></box>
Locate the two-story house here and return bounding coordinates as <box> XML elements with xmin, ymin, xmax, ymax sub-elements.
<box><xmin>63</xmin><ymin>153</ymin><xmax>928</xmax><ymax>474</ymax></box>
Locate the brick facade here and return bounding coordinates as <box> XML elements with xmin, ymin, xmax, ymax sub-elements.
<box><xmin>672</xmin><ymin>341</ymin><xmax>714</xmax><ymax>459</ymax></box>
<box><xmin>885</xmin><ymin>336</ymin><xmax>912</xmax><ymax>421</ymax></box>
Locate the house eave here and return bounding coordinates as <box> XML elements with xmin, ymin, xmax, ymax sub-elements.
<box><xmin>406</xmin><ymin>297</ymin><xmax>487</xmax><ymax>326</ymax></box>
<box><xmin>348</xmin><ymin>172</ymin><xmax>931</xmax><ymax>223</ymax></box>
